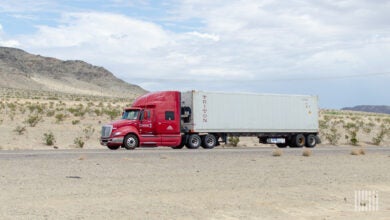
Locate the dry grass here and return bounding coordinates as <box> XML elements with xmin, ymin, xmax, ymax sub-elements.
<box><xmin>272</xmin><ymin>149</ymin><xmax>283</xmax><ymax>157</ymax></box>
<box><xmin>351</xmin><ymin>148</ymin><xmax>366</xmax><ymax>156</ymax></box>
<box><xmin>302</xmin><ymin>149</ymin><xmax>312</xmax><ymax>157</ymax></box>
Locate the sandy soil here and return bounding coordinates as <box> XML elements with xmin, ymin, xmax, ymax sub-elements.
<box><xmin>0</xmin><ymin>147</ymin><xmax>389</xmax><ymax>219</ymax></box>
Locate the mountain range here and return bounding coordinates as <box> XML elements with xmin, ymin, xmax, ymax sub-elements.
<box><xmin>342</xmin><ymin>105</ymin><xmax>390</xmax><ymax>114</ymax></box>
<box><xmin>0</xmin><ymin>47</ymin><xmax>146</xmax><ymax>97</ymax></box>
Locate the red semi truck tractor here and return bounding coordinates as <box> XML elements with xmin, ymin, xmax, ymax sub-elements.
<box><xmin>100</xmin><ymin>91</ymin><xmax>320</xmax><ymax>150</ymax></box>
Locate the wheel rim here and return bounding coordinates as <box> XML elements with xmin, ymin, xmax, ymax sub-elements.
<box><xmin>191</xmin><ymin>137</ymin><xmax>200</xmax><ymax>146</ymax></box>
<box><xmin>308</xmin><ymin>137</ymin><xmax>315</xmax><ymax>145</ymax></box>
<box><xmin>295</xmin><ymin>134</ymin><xmax>305</xmax><ymax>147</ymax></box>
<box><xmin>206</xmin><ymin>136</ymin><xmax>215</xmax><ymax>146</ymax></box>
<box><xmin>127</xmin><ymin>137</ymin><xmax>137</xmax><ymax>148</ymax></box>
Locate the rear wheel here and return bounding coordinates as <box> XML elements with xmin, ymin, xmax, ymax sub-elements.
<box><xmin>123</xmin><ymin>134</ymin><xmax>139</xmax><ymax>150</ymax></box>
<box><xmin>305</xmin><ymin>134</ymin><xmax>317</xmax><ymax>148</ymax></box>
<box><xmin>202</xmin><ymin>134</ymin><xmax>217</xmax><ymax>149</ymax></box>
<box><xmin>186</xmin><ymin>134</ymin><xmax>201</xmax><ymax>149</ymax></box>
<box><xmin>291</xmin><ymin>134</ymin><xmax>305</xmax><ymax>148</ymax></box>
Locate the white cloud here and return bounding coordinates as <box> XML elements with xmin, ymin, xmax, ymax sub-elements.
<box><xmin>5</xmin><ymin>0</ymin><xmax>390</xmax><ymax>107</ymax></box>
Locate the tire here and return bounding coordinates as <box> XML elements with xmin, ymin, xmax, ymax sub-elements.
<box><xmin>107</xmin><ymin>145</ymin><xmax>120</xmax><ymax>150</ymax></box>
<box><xmin>202</xmin><ymin>134</ymin><xmax>217</xmax><ymax>149</ymax></box>
<box><xmin>305</xmin><ymin>134</ymin><xmax>317</xmax><ymax>148</ymax></box>
<box><xmin>276</xmin><ymin>143</ymin><xmax>288</xmax><ymax>148</ymax></box>
<box><xmin>292</xmin><ymin>134</ymin><xmax>305</xmax><ymax>148</ymax></box>
<box><xmin>186</xmin><ymin>134</ymin><xmax>201</xmax><ymax>149</ymax></box>
<box><xmin>123</xmin><ymin>134</ymin><xmax>139</xmax><ymax>150</ymax></box>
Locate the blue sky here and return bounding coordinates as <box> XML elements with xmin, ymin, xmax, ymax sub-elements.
<box><xmin>1</xmin><ymin>0</ymin><xmax>389</xmax><ymax>108</ymax></box>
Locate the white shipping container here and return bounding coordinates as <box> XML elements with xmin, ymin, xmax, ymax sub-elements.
<box><xmin>181</xmin><ymin>91</ymin><xmax>319</xmax><ymax>133</ymax></box>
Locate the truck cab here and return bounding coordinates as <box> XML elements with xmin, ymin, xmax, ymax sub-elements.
<box><xmin>100</xmin><ymin>91</ymin><xmax>182</xmax><ymax>150</ymax></box>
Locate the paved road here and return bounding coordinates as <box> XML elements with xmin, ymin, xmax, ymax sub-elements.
<box><xmin>0</xmin><ymin>146</ymin><xmax>389</xmax><ymax>159</ymax></box>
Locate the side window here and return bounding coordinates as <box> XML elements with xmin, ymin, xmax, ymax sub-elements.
<box><xmin>165</xmin><ymin>111</ymin><xmax>175</xmax><ymax>120</ymax></box>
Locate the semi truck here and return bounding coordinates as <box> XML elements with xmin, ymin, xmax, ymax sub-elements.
<box><xmin>100</xmin><ymin>90</ymin><xmax>320</xmax><ymax>150</ymax></box>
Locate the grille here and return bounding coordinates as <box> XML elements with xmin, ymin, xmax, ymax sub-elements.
<box><xmin>101</xmin><ymin>125</ymin><xmax>113</xmax><ymax>138</ymax></box>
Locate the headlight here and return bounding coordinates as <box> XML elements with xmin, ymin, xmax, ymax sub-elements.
<box><xmin>113</xmin><ymin>131</ymin><xmax>122</xmax><ymax>136</ymax></box>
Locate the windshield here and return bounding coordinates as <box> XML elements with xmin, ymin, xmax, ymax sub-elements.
<box><xmin>122</xmin><ymin>109</ymin><xmax>140</xmax><ymax>120</ymax></box>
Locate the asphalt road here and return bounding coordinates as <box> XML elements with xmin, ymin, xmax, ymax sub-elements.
<box><xmin>0</xmin><ymin>146</ymin><xmax>389</xmax><ymax>160</ymax></box>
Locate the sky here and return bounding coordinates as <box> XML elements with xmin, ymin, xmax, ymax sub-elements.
<box><xmin>0</xmin><ymin>0</ymin><xmax>389</xmax><ymax>109</ymax></box>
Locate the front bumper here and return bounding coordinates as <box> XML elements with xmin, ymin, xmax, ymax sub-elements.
<box><xmin>100</xmin><ymin>137</ymin><xmax>124</xmax><ymax>147</ymax></box>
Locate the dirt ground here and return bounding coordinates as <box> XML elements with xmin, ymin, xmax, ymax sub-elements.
<box><xmin>0</xmin><ymin>147</ymin><xmax>389</xmax><ymax>219</ymax></box>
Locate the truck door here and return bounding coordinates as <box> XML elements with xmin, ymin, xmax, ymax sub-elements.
<box><xmin>139</xmin><ymin>109</ymin><xmax>160</xmax><ymax>145</ymax></box>
<box><xmin>158</xmin><ymin>110</ymin><xmax>181</xmax><ymax>146</ymax></box>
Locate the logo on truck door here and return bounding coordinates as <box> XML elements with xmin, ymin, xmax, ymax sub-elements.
<box><xmin>202</xmin><ymin>95</ymin><xmax>208</xmax><ymax>123</ymax></box>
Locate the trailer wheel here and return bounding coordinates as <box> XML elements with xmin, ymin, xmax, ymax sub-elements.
<box><xmin>186</xmin><ymin>134</ymin><xmax>201</xmax><ymax>149</ymax></box>
<box><xmin>123</xmin><ymin>134</ymin><xmax>139</xmax><ymax>150</ymax></box>
<box><xmin>202</xmin><ymin>134</ymin><xmax>217</xmax><ymax>149</ymax></box>
<box><xmin>292</xmin><ymin>134</ymin><xmax>305</xmax><ymax>148</ymax></box>
<box><xmin>305</xmin><ymin>134</ymin><xmax>317</xmax><ymax>148</ymax></box>
<box><xmin>107</xmin><ymin>145</ymin><xmax>120</xmax><ymax>150</ymax></box>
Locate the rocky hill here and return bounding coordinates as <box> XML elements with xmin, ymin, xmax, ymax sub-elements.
<box><xmin>342</xmin><ymin>105</ymin><xmax>390</xmax><ymax>114</ymax></box>
<box><xmin>0</xmin><ymin>47</ymin><xmax>146</xmax><ymax>97</ymax></box>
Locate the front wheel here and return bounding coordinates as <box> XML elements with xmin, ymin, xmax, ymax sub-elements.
<box><xmin>123</xmin><ymin>134</ymin><xmax>139</xmax><ymax>150</ymax></box>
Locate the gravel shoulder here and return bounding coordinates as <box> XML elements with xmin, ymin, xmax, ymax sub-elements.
<box><xmin>1</xmin><ymin>147</ymin><xmax>389</xmax><ymax>219</ymax></box>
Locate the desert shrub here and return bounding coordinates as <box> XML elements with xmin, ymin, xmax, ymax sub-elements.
<box><xmin>343</xmin><ymin>122</ymin><xmax>357</xmax><ymax>130</ymax></box>
<box><xmin>27</xmin><ymin>103</ymin><xmax>44</xmax><ymax>114</ymax></box>
<box><xmin>94</xmin><ymin>109</ymin><xmax>102</xmax><ymax>116</ymax></box>
<box><xmin>104</xmin><ymin>108</ymin><xmax>121</xmax><ymax>120</ymax></box>
<box><xmin>72</xmin><ymin>120</ymin><xmax>80</xmax><ymax>125</ymax></box>
<box><xmin>228</xmin><ymin>136</ymin><xmax>240</xmax><ymax>147</ymax></box>
<box><xmin>351</xmin><ymin>148</ymin><xmax>365</xmax><ymax>156</ymax></box>
<box><xmin>74</xmin><ymin>137</ymin><xmax>85</xmax><ymax>148</ymax></box>
<box><xmin>319</xmin><ymin>120</ymin><xmax>328</xmax><ymax>129</ymax></box>
<box><xmin>7</xmin><ymin>103</ymin><xmax>17</xmax><ymax>112</ymax></box>
<box><xmin>83</xmin><ymin>125</ymin><xmax>95</xmax><ymax>140</ymax></box>
<box><xmin>324</xmin><ymin>127</ymin><xmax>341</xmax><ymax>145</ymax></box>
<box><xmin>372</xmin><ymin>127</ymin><xmax>388</xmax><ymax>145</ymax></box>
<box><xmin>302</xmin><ymin>149</ymin><xmax>312</xmax><ymax>157</ymax></box>
<box><xmin>68</xmin><ymin>105</ymin><xmax>86</xmax><ymax>117</ymax></box>
<box><xmin>43</xmin><ymin>132</ymin><xmax>56</xmax><ymax>146</ymax></box>
<box><xmin>8</xmin><ymin>112</ymin><xmax>15</xmax><ymax>120</ymax></box>
<box><xmin>13</xmin><ymin>125</ymin><xmax>26</xmax><ymax>135</ymax></box>
<box><xmin>55</xmin><ymin>113</ymin><xmax>65</xmax><ymax>123</ymax></box>
<box><xmin>272</xmin><ymin>149</ymin><xmax>282</xmax><ymax>157</ymax></box>
<box><xmin>46</xmin><ymin>110</ymin><xmax>55</xmax><ymax>117</ymax></box>
<box><xmin>345</xmin><ymin>130</ymin><xmax>359</xmax><ymax>146</ymax></box>
<box><xmin>25</xmin><ymin>114</ymin><xmax>42</xmax><ymax>127</ymax></box>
